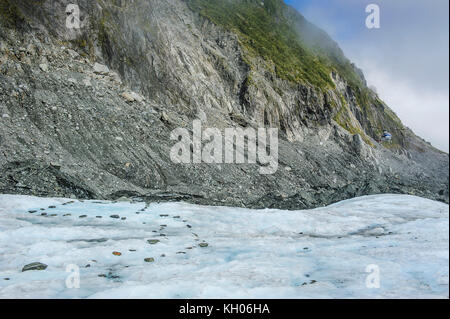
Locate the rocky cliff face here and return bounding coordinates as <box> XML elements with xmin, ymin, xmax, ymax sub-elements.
<box><xmin>0</xmin><ymin>0</ymin><xmax>448</xmax><ymax>208</ymax></box>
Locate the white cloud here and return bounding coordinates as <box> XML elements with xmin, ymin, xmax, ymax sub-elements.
<box><xmin>360</xmin><ymin>60</ymin><xmax>449</xmax><ymax>152</ymax></box>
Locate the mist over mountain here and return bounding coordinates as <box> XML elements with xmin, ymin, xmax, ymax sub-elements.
<box><xmin>287</xmin><ymin>0</ymin><xmax>449</xmax><ymax>153</ymax></box>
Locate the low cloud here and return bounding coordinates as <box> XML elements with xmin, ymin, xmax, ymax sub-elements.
<box><xmin>361</xmin><ymin>60</ymin><xmax>449</xmax><ymax>152</ymax></box>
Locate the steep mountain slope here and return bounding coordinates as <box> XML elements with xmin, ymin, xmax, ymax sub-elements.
<box><xmin>0</xmin><ymin>0</ymin><xmax>448</xmax><ymax>208</ymax></box>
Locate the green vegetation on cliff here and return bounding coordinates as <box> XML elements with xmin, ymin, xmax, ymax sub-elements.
<box><xmin>187</xmin><ymin>0</ymin><xmax>369</xmax><ymax>90</ymax></box>
<box><xmin>187</xmin><ymin>0</ymin><xmax>335</xmax><ymax>88</ymax></box>
<box><xmin>187</xmin><ymin>0</ymin><xmax>405</xmax><ymax>145</ymax></box>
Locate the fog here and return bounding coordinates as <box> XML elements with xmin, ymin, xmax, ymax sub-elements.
<box><xmin>285</xmin><ymin>0</ymin><xmax>449</xmax><ymax>152</ymax></box>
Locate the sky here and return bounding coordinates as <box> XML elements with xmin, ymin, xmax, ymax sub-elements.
<box><xmin>284</xmin><ymin>0</ymin><xmax>449</xmax><ymax>152</ymax></box>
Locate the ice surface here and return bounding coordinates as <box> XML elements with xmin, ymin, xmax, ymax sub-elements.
<box><xmin>0</xmin><ymin>194</ymin><xmax>448</xmax><ymax>298</ymax></box>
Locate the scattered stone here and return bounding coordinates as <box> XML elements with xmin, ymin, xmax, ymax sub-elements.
<box><xmin>85</xmin><ymin>264</ymin><xmax>91</xmax><ymax>268</ymax></box>
<box><xmin>144</xmin><ymin>257</ymin><xmax>155</xmax><ymax>263</ymax></box>
<box><xmin>85</xmin><ymin>238</ymin><xmax>108</xmax><ymax>243</ymax></box>
<box><xmin>0</xmin><ymin>41</ymin><xmax>6</xmax><ymax>53</ymax></box>
<box><xmin>160</xmin><ymin>254</ymin><xmax>166</xmax><ymax>257</ymax></box>
<box><xmin>98</xmin><ymin>274</ymin><xmax>107</xmax><ymax>278</ymax></box>
<box><xmin>39</xmin><ymin>63</ymin><xmax>48</xmax><ymax>72</ymax></box>
<box><xmin>186</xmin><ymin>225</ymin><xmax>192</xmax><ymax>229</ymax></box>
<box><xmin>121</xmin><ymin>91</ymin><xmax>144</xmax><ymax>103</ymax></box>
<box><xmin>79</xmin><ymin>215</ymin><xmax>87</xmax><ymax>218</ymax></box>
<box><xmin>160</xmin><ymin>214</ymin><xmax>169</xmax><ymax>217</ymax></box>
<box><xmin>4</xmin><ymin>278</ymin><xmax>10</xmax><ymax>281</ymax></box>
<box><xmin>28</xmin><ymin>210</ymin><xmax>37</xmax><ymax>213</ymax></box>
<box><xmin>176</xmin><ymin>252</ymin><xmax>186</xmax><ymax>254</ymax></box>
<box><xmin>82</xmin><ymin>77</ymin><xmax>92</xmax><ymax>87</ymax></box>
<box><xmin>352</xmin><ymin>134</ymin><xmax>365</xmax><ymax>155</ymax></box>
<box><xmin>160</xmin><ymin>111</ymin><xmax>170</xmax><ymax>123</ymax></box>
<box><xmin>93</xmin><ymin>62</ymin><xmax>110</xmax><ymax>75</ymax></box>
<box><xmin>22</xmin><ymin>262</ymin><xmax>48</xmax><ymax>272</ymax></box>
<box><xmin>121</xmin><ymin>217</ymin><xmax>126</xmax><ymax>220</ymax></box>
<box><xmin>109</xmin><ymin>71</ymin><xmax>122</xmax><ymax>84</ymax></box>
<box><xmin>48</xmin><ymin>206</ymin><xmax>56</xmax><ymax>209</ymax></box>
<box><xmin>50</xmin><ymin>214</ymin><xmax>57</xmax><ymax>217</ymax></box>
<box><xmin>96</xmin><ymin>216</ymin><xmax>102</xmax><ymax>218</ymax></box>
<box><xmin>41</xmin><ymin>213</ymin><xmax>47</xmax><ymax>216</ymax></box>
<box><xmin>67</xmin><ymin>49</ymin><xmax>79</xmax><ymax>59</ymax></box>
<box><xmin>129</xmin><ymin>249</ymin><xmax>137</xmax><ymax>252</ymax></box>
<box><xmin>63</xmin><ymin>214</ymin><xmax>71</xmax><ymax>217</ymax></box>
<box><xmin>147</xmin><ymin>239</ymin><xmax>160</xmax><ymax>245</ymax></box>
<box><xmin>107</xmin><ymin>273</ymin><xmax>120</xmax><ymax>279</ymax></box>
<box><xmin>112</xmin><ymin>251</ymin><xmax>122</xmax><ymax>256</ymax></box>
<box><xmin>199</xmin><ymin>243</ymin><xmax>209</xmax><ymax>248</ymax></box>
<box><xmin>50</xmin><ymin>162</ymin><xmax>61</xmax><ymax>170</ymax></box>
<box><xmin>173</xmin><ymin>216</ymin><xmax>181</xmax><ymax>219</ymax></box>
<box><xmin>110</xmin><ymin>215</ymin><xmax>120</xmax><ymax>219</ymax></box>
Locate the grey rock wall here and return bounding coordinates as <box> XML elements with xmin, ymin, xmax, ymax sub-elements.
<box><xmin>0</xmin><ymin>0</ymin><xmax>447</xmax><ymax>208</ymax></box>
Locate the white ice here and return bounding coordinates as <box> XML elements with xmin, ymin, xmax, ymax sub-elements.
<box><xmin>0</xmin><ymin>194</ymin><xmax>448</xmax><ymax>299</ymax></box>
